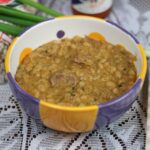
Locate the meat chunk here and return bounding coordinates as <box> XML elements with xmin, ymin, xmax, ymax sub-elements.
<box><xmin>50</xmin><ymin>71</ymin><xmax>78</xmax><ymax>87</ymax></box>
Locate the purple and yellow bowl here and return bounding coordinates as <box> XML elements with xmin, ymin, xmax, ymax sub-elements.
<box><xmin>5</xmin><ymin>16</ymin><xmax>147</xmax><ymax>133</ymax></box>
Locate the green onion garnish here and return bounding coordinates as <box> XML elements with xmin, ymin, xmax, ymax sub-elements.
<box><xmin>0</xmin><ymin>6</ymin><xmax>47</xmax><ymax>22</ymax></box>
<box><xmin>16</xmin><ymin>0</ymin><xmax>64</xmax><ymax>17</ymax></box>
<box><xmin>0</xmin><ymin>15</ymin><xmax>37</xmax><ymax>27</ymax></box>
<box><xmin>0</xmin><ymin>22</ymin><xmax>24</xmax><ymax>36</ymax></box>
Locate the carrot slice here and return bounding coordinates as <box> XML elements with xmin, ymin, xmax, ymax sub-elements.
<box><xmin>87</xmin><ymin>32</ymin><xmax>106</xmax><ymax>42</ymax></box>
<box><xmin>19</xmin><ymin>48</ymin><xmax>32</xmax><ymax>64</ymax></box>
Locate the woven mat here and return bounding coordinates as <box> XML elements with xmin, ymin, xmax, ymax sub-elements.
<box><xmin>0</xmin><ymin>0</ymin><xmax>150</xmax><ymax>149</ymax></box>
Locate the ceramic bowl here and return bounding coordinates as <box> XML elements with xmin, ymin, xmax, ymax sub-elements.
<box><xmin>5</xmin><ymin>16</ymin><xmax>147</xmax><ymax>133</ymax></box>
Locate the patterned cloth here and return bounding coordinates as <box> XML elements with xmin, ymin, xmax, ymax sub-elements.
<box><xmin>0</xmin><ymin>33</ymin><xmax>11</xmax><ymax>84</ymax></box>
<box><xmin>0</xmin><ymin>0</ymin><xmax>149</xmax><ymax>149</ymax></box>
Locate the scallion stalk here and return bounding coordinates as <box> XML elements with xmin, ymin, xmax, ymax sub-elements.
<box><xmin>0</xmin><ymin>6</ymin><xmax>47</xmax><ymax>22</ymax></box>
<box><xmin>0</xmin><ymin>15</ymin><xmax>37</xmax><ymax>27</ymax></box>
<box><xmin>16</xmin><ymin>0</ymin><xmax>64</xmax><ymax>17</ymax></box>
<box><xmin>0</xmin><ymin>22</ymin><xmax>24</xmax><ymax>36</ymax></box>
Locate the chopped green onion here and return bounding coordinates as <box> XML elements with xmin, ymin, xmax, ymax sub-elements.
<box><xmin>16</xmin><ymin>0</ymin><xmax>64</xmax><ymax>17</ymax></box>
<box><xmin>0</xmin><ymin>6</ymin><xmax>47</xmax><ymax>22</ymax></box>
<box><xmin>0</xmin><ymin>15</ymin><xmax>37</xmax><ymax>27</ymax></box>
<box><xmin>0</xmin><ymin>22</ymin><xmax>24</xmax><ymax>36</ymax></box>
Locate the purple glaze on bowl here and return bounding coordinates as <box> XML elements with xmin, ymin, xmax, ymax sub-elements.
<box><xmin>7</xmin><ymin>73</ymin><xmax>40</xmax><ymax>119</ymax></box>
<box><xmin>94</xmin><ymin>79</ymin><xmax>141</xmax><ymax>128</ymax></box>
<box><xmin>57</xmin><ymin>30</ymin><xmax>65</xmax><ymax>38</ymax></box>
<box><xmin>106</xmin><ymin>20</ymin><xmax>139</xmax><ymax>44</ymax></box>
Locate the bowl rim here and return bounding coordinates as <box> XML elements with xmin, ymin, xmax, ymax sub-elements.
<box><xmin>5</xmin><ymin>15</ymin><xmax>147</xmax><ymax>111</ymax></box>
